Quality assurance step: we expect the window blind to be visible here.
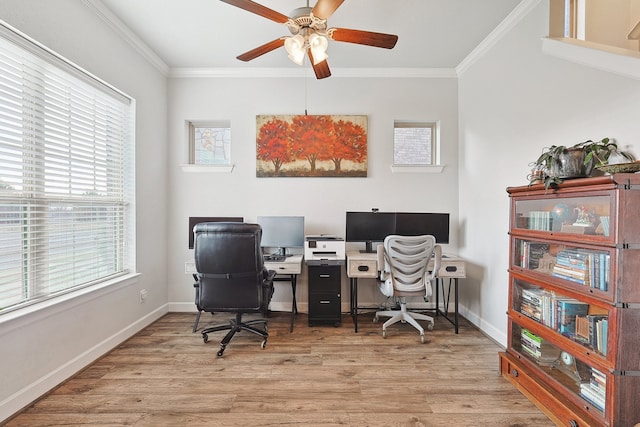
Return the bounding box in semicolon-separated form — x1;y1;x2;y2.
0;22;135;312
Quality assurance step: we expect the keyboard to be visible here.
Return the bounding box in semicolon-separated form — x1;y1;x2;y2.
264;255;286;262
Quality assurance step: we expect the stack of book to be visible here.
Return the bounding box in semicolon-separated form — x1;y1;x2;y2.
520;288;589;335
520;288;552;326
552;248;610;291
580;368;606;412
520;328;559;365
552;249;589;285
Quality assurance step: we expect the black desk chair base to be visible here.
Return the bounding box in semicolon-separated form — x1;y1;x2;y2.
201;312;268;357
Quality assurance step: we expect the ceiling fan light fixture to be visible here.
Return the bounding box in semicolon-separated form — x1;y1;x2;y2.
308;33;328;65
284;34;306;65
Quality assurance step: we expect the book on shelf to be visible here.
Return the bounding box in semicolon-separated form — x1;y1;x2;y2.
580;367;607;412
528;211;551;231
520;241;551;270
556;299;589;336
576;314;609;355
520;328;560;365
550;248;610;291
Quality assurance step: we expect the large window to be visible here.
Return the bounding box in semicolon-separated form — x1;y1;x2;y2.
0;23;135;313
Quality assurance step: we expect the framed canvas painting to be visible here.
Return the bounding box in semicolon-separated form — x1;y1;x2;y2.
256;115;367;177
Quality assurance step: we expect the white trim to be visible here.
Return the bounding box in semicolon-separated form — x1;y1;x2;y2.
169;301;295;313
542;37;640;81
169;67;457;79
0;274;140;333
180;164;235;173
83;0;170;76
457;0;542;76
0;302;168;424
391;165;445;174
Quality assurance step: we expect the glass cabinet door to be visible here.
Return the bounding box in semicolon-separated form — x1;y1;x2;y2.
512;194;611;238
510;321;608;417
510;278;610;358
512;238;613;293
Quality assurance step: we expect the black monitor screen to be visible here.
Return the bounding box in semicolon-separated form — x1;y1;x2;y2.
345;212;396;253
395;212;450;244
188;216;243;249
257;216;305;256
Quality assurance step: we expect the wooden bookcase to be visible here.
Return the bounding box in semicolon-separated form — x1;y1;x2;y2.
500;174;640;426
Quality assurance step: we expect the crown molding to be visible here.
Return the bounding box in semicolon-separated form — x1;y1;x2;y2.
168;67;457;79
456;0;541;76
83;0;170;76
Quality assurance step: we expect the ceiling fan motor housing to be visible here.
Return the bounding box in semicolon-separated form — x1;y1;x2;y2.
287;7;327;35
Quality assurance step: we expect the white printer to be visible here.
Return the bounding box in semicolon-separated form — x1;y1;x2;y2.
304;235;345;263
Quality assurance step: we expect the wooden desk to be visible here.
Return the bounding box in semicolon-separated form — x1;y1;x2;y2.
346;251;466;333
264;254;303;332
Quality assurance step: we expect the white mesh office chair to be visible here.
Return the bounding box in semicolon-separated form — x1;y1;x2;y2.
374;234;442;343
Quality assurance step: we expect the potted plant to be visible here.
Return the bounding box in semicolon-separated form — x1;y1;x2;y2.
531;138;635;189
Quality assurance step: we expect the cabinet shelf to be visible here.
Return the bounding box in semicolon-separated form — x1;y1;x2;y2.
501;174;640;426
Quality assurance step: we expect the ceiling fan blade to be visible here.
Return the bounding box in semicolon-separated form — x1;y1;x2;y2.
329;28;398;49
220;0;289;24
237;38;285;61
308;50;331;79
312;0;345;20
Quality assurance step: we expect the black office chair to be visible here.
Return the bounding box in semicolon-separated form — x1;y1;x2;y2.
192;222;275;357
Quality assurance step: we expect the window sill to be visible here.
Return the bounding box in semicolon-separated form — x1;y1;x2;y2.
391;165;444;174
0;273;141;333
542;37;640;81
180;164;234;173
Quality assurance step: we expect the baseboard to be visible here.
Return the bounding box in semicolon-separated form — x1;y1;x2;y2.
0;304;169;424
169;301;308;314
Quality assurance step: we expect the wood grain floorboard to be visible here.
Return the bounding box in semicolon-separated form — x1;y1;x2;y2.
4;311;554;426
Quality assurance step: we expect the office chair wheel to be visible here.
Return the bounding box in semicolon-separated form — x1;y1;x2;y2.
382;329;387;338
427;322;434;331
202;333;209;343
217;349;224;357
261;339;267;349
420;334;426;343
373;316;379;323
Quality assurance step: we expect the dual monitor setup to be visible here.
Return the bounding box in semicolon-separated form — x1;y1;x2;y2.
189;211;450;256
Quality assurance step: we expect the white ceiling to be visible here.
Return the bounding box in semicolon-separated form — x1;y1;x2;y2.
97;0;522;71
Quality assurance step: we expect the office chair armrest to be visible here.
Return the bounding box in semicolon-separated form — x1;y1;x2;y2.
376;244;387;279
263;269;277;284
429;245;443;280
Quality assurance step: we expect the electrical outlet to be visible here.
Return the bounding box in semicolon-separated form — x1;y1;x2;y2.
185;261;196;274
139;289;148;303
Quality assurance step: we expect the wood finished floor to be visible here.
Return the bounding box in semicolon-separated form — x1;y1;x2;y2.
5;311;553;427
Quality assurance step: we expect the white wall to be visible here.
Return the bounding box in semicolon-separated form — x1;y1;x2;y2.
458;0;640;345
166;76;461;313
0;0;169;421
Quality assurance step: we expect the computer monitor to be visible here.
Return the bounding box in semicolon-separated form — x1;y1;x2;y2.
395;212;450;244
257;216;305;257
345;211;396;253
188;216;243;249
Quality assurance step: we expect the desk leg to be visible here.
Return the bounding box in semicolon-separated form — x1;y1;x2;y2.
350;277;359;333
454;278;459;334
290;274;297;333
435;277;459;334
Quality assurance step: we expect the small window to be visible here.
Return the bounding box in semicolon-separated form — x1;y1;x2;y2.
188;121;231;165
393;121;437;166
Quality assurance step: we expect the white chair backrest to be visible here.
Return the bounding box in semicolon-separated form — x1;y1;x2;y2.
381;235;437;293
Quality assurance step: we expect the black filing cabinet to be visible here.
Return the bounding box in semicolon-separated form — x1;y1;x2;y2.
307;264;341;327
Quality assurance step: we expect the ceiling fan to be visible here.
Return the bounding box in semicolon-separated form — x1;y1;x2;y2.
220;0;399;79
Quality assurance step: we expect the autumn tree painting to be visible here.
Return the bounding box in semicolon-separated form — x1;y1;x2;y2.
256;115;367;177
